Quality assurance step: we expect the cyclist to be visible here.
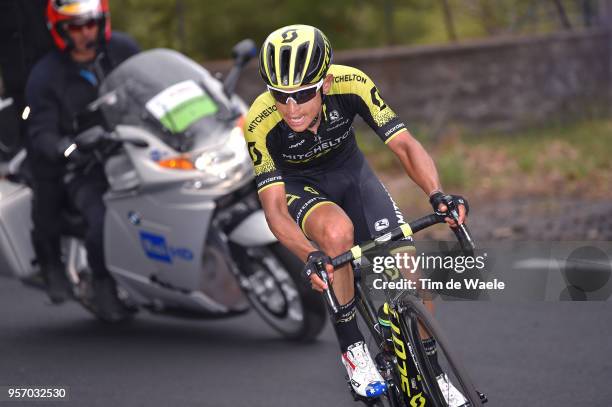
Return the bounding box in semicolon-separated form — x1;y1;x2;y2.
245;25;468;404
25;0;139;317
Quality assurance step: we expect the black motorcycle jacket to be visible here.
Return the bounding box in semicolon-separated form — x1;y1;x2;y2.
25;31;139;178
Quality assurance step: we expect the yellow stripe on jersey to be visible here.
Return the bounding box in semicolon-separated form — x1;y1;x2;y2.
301;201;335;238
258;182;285;194
384;129;406;144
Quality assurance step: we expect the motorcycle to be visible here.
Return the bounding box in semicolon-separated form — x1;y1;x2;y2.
0;41;326;341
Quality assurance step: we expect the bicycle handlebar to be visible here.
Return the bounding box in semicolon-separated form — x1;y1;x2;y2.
328;213;444;270
315;205;475;317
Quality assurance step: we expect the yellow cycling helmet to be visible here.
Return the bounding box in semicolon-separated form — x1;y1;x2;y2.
259;24;332;89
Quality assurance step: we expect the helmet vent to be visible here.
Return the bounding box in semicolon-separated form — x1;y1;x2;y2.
305;45;322;82
266;43;277;85
280;46;292;86
293;42;309;85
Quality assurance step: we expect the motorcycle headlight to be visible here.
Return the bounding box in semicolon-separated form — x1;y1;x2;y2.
194;125;249;173
156;115;253;187
164;118;253;189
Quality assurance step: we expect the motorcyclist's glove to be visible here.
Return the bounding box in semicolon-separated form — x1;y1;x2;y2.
302;250;332;286
429;191;470;216
57;136;89;170
57;136;77;160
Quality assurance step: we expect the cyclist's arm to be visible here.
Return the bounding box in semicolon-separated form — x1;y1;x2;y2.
258;184;316;263
335;66;466;224
387;131;466;225
242;96;316;262
386;130;441;196
337;67;447;199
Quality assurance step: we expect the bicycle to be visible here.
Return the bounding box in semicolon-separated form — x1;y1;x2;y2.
315;201;488;406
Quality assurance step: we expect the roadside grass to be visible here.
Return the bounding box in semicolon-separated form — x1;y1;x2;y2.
357;118;612;202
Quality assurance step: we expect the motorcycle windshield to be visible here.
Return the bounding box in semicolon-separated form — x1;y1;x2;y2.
97;48;234;151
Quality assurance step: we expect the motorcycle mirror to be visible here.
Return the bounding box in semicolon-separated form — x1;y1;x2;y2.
232;39;257;67
223;39;257;98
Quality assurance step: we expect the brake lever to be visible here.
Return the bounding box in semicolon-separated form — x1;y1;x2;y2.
445;199;460;221
445;200;476;251
316;260;340;316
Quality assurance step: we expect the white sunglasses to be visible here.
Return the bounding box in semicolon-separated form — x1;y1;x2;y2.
267;79;324;104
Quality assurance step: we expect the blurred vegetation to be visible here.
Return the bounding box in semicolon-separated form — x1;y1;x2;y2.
108;0;607;196
358;117;612;199
109;0;601;61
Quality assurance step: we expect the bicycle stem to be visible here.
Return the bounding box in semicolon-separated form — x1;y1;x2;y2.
314;211;456;318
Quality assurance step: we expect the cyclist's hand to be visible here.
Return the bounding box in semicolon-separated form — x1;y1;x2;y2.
302;250;334;292
429;192;469;228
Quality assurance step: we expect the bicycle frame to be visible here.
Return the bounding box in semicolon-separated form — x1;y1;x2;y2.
314;205;477;406
353;263;433;405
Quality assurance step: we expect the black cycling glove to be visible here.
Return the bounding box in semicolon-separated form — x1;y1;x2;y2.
429;192;470;216
302;250;332;286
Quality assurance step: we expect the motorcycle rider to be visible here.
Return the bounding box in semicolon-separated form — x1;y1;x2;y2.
245;25;469;404
25;0;139;318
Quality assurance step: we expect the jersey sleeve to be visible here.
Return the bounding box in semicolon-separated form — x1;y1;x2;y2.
333;66;407;144
243;94;285;192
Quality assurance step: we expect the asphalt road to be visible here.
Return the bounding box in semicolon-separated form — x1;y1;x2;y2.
1;276;611;407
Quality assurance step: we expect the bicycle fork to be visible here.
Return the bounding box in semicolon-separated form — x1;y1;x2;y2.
382;303;432;406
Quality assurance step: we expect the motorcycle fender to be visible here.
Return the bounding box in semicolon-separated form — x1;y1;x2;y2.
228;210;277;247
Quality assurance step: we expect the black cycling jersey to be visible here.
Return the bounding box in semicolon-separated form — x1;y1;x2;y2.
244;65;412;240
244;65;408;193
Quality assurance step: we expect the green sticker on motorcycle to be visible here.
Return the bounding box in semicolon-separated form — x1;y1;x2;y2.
158;95;217;133
146;80;218;133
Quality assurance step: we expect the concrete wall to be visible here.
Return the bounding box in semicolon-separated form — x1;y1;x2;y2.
206;29;611;134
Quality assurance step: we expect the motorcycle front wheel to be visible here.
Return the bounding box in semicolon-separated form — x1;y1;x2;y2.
239;243;326;341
